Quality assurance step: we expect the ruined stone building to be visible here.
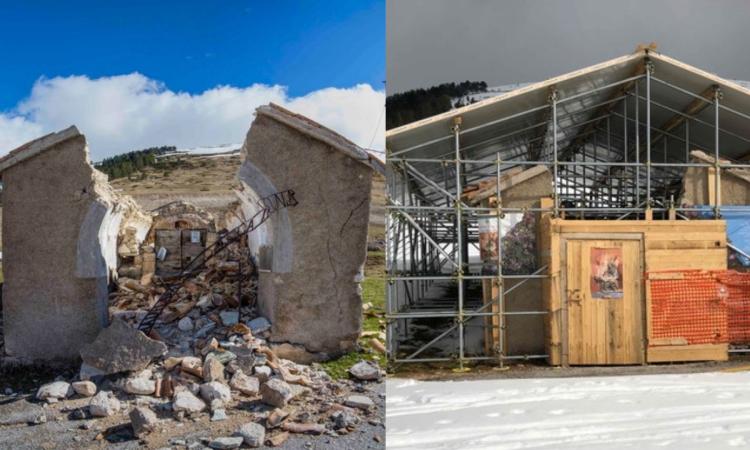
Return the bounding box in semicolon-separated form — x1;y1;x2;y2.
0;127;150;361
0;104;380;364
233;104;380;360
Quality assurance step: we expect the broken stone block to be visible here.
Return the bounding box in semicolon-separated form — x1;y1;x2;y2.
348;360;381;381
80;319;167;375
211;408;227;422
89;391;121;417
172;390;206;413
260;379;294;408
237;422;265;448
200;382;231;403
208;436;244;449
0;399;48;426
125;377;156;395
331;409;360;429
180;356;204;377
247;317;271;334
220;311;239;326
254;366;272;383
129;406;158;436
207;350;237;365
344;395;374;411
36;381;74;403
267;431;289;447
266;408;289;428
280;422;326;434
72;381;97;397
229;371;259;396
203;357;225;383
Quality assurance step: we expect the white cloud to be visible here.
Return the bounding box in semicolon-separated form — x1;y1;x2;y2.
0;73;385;161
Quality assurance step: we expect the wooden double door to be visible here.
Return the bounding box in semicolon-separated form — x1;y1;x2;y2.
563;235;645;365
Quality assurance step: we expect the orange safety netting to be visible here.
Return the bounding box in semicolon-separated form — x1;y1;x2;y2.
715;271;750;344
647;270;728;345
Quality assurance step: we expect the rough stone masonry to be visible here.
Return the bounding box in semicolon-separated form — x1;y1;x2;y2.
236;104;380;360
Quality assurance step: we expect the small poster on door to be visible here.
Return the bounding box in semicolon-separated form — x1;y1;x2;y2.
590;247;623;299
190;230;201;243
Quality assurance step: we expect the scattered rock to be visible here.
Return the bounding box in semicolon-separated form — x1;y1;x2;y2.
172;390;206;413
89;391;121;417
237;421;265;447
0;400;48;426
181;356;204;377
125;377;156;395
79;319;167;375
177;317;194;332
266;408;289;428
211;409;227;422
72;381;97;397
200;382;231;403
260;379;294;408
281;421;326;434
208;436;244;449
36;381;73;403
349;360;381;381
129;406;158;436
203;357;225;383
254;366;272;383
332;409;359;429
220;310;239;326
266;431;289;447
207;350;237;365
247;317;271;334
229;371;259;395
344;395;374;410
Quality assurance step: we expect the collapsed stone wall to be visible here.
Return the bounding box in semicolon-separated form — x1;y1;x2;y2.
2;127;150;362
237;105;373;359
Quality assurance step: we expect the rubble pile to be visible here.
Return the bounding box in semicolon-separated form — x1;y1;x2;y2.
27;238;383;447
109;235;257;325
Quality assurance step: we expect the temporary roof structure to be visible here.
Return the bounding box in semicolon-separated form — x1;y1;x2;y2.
386;48;750;207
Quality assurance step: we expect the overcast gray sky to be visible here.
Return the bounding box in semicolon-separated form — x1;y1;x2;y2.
387;0;750;94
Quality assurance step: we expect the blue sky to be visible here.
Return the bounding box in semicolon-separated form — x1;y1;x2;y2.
0;1;386;157
0;0;384;109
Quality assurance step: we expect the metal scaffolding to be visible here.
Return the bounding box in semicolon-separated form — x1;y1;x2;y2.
386;52;750;368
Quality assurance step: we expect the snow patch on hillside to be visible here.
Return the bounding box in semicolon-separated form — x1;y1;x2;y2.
387;372;750;449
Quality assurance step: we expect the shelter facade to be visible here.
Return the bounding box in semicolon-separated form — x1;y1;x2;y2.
386;47;750;368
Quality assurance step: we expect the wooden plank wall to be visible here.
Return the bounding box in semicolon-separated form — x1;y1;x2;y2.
541;216;727;365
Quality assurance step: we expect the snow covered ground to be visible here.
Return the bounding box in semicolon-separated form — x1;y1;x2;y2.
387;371;750;449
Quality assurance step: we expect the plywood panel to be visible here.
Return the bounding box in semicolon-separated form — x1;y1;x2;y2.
646;249;727;271
647;344;728;362
566;239;643;365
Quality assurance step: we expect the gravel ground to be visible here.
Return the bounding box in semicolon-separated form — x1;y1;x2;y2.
0;381;384;449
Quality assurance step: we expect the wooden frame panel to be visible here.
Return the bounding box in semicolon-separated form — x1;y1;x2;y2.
541;217;728;365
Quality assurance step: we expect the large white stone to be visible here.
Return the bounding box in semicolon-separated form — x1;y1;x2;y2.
89;391;121;417
172;390;206;413
125;377;156;395
36;381;73;403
